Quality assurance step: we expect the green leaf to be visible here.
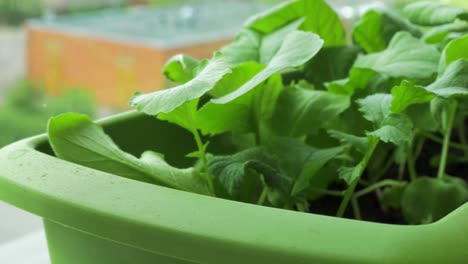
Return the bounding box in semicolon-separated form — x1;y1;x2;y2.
404;1;468;26
272;87;350;137
221;29;261;66
291;146;344;196
265;137;343;196
430;97;451;132
389;60;468;117
162;54;200;84
207;147;290;198
352;9;421;53
439;34;468;73
198;63;282;136
369;114;413;145
158;99;198;132
402;176;468;224
244;0;345;47
130;54;232;115
426;59;468;97
185;141;209;159
380;184;407;209
358;94;393;124
208;62;264;99
390;80;435;113
139;151;210;194
48;113;212;195
423;22;468;44
259;17;305;65
358;94;413;145
353;32;440;80
213;31;324;104
303;46;361;89
325;68;377;95
337;136;378;186
338;166;358;185
221;18;306;66
328;130;369;154
406;103;440;132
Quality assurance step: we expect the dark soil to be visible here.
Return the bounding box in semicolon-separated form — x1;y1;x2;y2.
308;129;468;225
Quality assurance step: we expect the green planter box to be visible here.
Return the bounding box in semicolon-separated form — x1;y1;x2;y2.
0;111;467;264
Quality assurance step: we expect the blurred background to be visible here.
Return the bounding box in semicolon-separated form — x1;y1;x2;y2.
0;0;467;263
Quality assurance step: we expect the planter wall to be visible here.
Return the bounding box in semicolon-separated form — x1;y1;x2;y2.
0;111;467;264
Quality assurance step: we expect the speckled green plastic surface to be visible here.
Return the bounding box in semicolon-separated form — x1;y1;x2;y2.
0;111;467;264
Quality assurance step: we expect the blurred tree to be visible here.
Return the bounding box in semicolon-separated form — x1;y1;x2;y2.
0;0;42;26
0;79;96;147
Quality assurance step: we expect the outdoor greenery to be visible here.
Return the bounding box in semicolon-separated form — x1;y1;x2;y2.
0;80;95;147
0;0;42;25
48;0;468;224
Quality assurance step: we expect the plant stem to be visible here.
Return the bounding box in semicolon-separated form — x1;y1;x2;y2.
413;136;426;161
296;203;307;212
370;154;394;183
419;131;468;151
354;179;406;198
407;142;417;181
437;101;457;180
351;198;362;220
458;115;468;158
257;186;268;205
397;160;406;181
336;138;378;218
309;187;345;197
185;104;215;193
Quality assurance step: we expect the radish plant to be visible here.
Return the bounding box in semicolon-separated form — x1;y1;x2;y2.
47;0;468;224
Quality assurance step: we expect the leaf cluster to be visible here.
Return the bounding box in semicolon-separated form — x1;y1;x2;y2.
48;0;468;224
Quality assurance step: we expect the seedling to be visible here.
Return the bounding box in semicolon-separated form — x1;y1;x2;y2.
48;0;468;224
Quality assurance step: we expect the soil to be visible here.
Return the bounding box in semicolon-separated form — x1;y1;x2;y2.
308;129;468;225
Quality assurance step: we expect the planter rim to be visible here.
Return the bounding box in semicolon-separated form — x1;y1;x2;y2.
0;111;467;264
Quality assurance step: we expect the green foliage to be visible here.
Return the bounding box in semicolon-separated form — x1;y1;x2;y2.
129;54;231;115
198;63;282;137
404;1;468;26
0;80;95;148
0;0;41;25
380;184;407;209
162;54;200;84
358;94;413;145
48;113;212;195
48;0;468;225
213;31;324;104
401;176;468;224
207;147;289;201
352;9;421;54
353;32;440;81
244;0;345;47
391;80;435;113
272;87;350;137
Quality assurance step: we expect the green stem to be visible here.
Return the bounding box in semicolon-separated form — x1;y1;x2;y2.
458;116;468;158
407;142;417;181
185;104;214;193
414;136;426;161
309;188;345;197
296;203;307;212
397;159;406;181
438;101;457;180
420;131;468;151
336;138;379;218
351;198;362;220
370;154;394;183
354;179;406;198
257;186;268;205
